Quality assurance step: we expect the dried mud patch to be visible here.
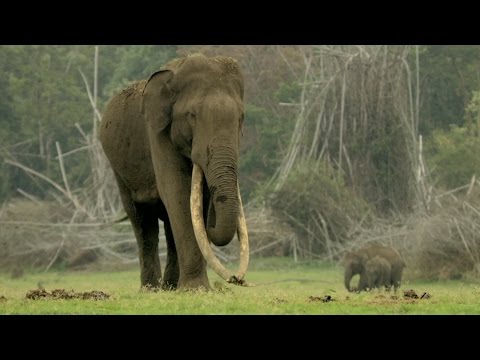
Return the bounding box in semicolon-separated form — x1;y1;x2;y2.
365;290;432;305
26;288;110;300
307;295;334;303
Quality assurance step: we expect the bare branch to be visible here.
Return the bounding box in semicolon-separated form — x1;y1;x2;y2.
56;141;72;199
79;69;102;123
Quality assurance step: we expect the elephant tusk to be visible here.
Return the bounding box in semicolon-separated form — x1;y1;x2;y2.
235;182;249;282
190;163;250;285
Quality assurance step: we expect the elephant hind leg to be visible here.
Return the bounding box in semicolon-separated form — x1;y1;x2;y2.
161;218;179;290
391;268;404;291
115;174;161;289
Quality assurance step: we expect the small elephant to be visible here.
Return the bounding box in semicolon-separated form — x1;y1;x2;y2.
343;245;405;292
100;54;249;291
365;255;392;290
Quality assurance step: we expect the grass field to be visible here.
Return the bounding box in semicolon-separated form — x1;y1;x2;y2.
1;258;480;315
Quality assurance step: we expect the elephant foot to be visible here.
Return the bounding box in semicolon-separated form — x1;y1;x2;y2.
140;274;161;291
161;279;178;291
140;283;161;292
162;263;179;290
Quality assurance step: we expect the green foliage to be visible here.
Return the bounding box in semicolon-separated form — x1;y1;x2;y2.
239;104;295;200
268;160;372;255
0;45;178;202
466;90;480;136
273;81;301;103
425;125;480;189
102;45;177;98
419;45;480;136
0;45;94;200
3;43;480;222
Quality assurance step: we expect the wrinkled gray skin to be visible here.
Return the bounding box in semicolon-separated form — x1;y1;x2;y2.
343;245;405;292
365;256;392;290
100;54;244;290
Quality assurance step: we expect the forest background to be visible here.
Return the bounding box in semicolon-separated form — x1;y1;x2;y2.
2;45;480;281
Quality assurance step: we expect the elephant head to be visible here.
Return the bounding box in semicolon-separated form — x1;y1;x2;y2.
343;250;369;291
141;54;248;283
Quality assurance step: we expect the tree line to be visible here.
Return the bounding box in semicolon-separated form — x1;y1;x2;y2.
1;45;480;214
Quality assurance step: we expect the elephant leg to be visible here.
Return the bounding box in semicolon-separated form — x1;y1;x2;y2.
149;135;210;290
391;267;404;291
167;203;210;290
115;174;161;289
161;182;210;290
358;273;369;291
382;275;391;291
161;218;179;290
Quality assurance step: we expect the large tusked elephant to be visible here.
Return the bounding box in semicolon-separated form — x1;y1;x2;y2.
343;245;405;292
100;54;249;290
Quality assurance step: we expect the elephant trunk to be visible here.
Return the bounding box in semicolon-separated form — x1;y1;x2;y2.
204;144;239;247
190;163;249;284
344;268;353;292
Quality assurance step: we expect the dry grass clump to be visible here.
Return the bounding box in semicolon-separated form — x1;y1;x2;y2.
0;199;73;270
0;199;139;273
405;185;480;280
211;202;298;262
243;203;298;258
340;182;480;281
268;161;373;261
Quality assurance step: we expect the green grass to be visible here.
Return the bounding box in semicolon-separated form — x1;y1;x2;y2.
1;257;480;314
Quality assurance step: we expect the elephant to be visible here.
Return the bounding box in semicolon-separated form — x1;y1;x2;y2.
100;53;249;291
365;255;392;290
343;245;405;292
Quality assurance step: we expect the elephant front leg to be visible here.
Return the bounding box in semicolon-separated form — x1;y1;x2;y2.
161;219;180;290
169;209;210;290
391;268;404;292
161;180;210;291
150;134;210;291
358;272;369;292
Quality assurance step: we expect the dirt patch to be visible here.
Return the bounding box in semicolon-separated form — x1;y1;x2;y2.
403;289;419;299
366;294;417;305
308;295;334;303
79;291;110;300
365;290;432;305
26;288;110;300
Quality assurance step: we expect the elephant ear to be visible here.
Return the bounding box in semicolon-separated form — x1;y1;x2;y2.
141;69;174;133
